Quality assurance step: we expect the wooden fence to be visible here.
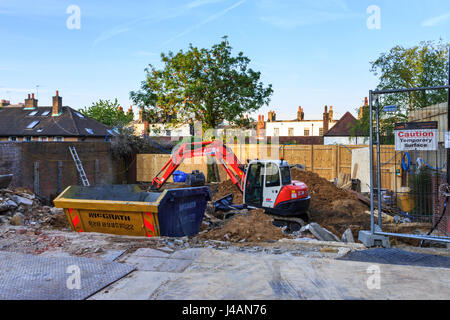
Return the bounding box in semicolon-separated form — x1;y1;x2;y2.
137;144;402;191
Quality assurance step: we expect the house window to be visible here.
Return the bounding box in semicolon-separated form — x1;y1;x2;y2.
24;136;32;142
165;130;171;136
319;128;324;136
288;128;294;136
304;129;310;136
39;137;48;142
28;111;38;116
54;136;64;142
274;128;279;136
41;110;50;116
9;136;18;142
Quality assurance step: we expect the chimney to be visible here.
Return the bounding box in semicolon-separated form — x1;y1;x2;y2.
297;106;304;121
329;106;333;121
359;97;369;119
52;90;62;116
323;105;329;134
257;114;265;138
268;110;274;122
143;120;149;135
24;93;38;110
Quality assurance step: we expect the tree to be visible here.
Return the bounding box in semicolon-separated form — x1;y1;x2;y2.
130;36;273;130
80;98;134;127
352;40;449;141
371;40;449;111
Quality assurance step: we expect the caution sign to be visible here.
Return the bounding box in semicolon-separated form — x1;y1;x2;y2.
395;122;438;151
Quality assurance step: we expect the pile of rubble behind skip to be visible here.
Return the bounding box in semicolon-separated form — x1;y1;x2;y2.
0;188;69;229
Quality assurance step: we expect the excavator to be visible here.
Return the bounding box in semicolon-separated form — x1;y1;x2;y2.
151;140;311;229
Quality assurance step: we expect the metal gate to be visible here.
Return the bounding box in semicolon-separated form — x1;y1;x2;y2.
368;55;450;245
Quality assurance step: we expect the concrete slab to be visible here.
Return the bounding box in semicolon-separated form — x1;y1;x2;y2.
89;247;450;300
89;271;177;300
133;248;171;258
157;258;194;273
122;255;168;271
170;248;204;260
149;249;450;300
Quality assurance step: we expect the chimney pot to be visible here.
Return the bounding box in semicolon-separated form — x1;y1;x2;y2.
28;94;31;99
32;93;35;99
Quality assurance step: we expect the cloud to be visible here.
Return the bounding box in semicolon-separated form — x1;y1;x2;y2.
421;12;450;27
93;26;132;46
257;0;361;29
160;0;246;48
93;0;227;46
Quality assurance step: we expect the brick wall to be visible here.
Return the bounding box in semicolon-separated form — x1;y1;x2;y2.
0;142;22;187
0;142;128;203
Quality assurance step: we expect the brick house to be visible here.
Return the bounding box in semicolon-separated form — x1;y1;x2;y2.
0;91;116;142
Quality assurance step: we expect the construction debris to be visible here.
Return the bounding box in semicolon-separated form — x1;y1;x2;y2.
301;223;341;242
0;188;69;229
341;228;355;243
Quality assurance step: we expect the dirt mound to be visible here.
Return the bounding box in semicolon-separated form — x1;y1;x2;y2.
212;179;243;204
200;209;288;242
291;168;370;238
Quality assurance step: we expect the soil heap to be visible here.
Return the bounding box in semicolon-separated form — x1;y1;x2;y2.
291;168;370;238
200;209;288;242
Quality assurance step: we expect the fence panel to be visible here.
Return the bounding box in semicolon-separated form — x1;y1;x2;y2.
374;102;449;240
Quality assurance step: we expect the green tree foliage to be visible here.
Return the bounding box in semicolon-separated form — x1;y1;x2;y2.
130;36;273;130
80;98;134;127
352;40;449;141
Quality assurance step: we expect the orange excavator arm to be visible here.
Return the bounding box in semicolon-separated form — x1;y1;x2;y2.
151;140;246;192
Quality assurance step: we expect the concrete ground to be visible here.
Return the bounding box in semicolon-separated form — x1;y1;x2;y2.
90;245;450;300
1;225;449;300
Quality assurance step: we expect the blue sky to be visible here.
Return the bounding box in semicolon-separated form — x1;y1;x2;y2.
1;0;449;121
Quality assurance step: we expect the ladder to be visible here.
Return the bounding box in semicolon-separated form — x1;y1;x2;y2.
69;146;90;187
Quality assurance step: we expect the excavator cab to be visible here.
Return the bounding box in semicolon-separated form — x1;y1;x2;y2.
243;160;310;218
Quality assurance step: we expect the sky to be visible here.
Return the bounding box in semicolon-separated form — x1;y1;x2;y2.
0;0;449;122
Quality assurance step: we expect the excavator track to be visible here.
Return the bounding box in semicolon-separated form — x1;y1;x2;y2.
266;211;310;233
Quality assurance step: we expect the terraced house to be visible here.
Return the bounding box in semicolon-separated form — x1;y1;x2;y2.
0;91;116;142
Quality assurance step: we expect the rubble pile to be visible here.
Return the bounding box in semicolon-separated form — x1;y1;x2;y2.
0;188;69;229
200;209;289;243
291;168;371;239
